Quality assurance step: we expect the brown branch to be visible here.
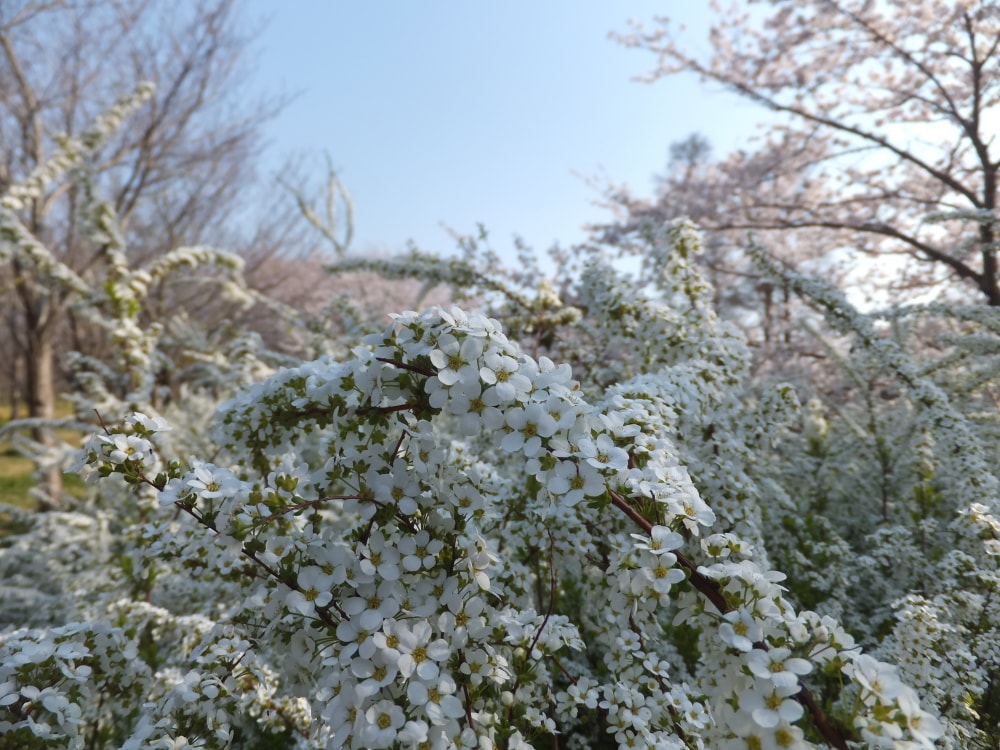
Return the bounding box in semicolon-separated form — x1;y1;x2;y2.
527;529;559;658
456;648;477;732
606;488;850;749
376;356;436;378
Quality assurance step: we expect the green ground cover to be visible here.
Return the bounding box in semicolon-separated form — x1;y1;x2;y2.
0;403;85;512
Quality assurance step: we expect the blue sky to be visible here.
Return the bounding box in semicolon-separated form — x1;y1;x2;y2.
245;3;766;258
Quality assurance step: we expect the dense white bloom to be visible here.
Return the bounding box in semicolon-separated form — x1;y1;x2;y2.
738;678;804;728
406;673;465;723
745;647;812;689
719;608;764;652
27;216;964;748
362;700;406;747
393;621;451;681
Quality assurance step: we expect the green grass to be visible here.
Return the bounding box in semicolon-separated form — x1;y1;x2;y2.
0;401;86;512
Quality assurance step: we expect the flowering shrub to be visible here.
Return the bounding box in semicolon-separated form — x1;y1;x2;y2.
1;86;996;750
13;207;983;749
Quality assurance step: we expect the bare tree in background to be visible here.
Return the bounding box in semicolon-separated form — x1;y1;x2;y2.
0;0;282;503
613;0;1000;306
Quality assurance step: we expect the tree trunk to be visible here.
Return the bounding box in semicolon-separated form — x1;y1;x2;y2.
24;328;63;508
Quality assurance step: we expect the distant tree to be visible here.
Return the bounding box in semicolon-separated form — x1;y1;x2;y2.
613;0;1000;305
595;133;835;379
0;0;281;503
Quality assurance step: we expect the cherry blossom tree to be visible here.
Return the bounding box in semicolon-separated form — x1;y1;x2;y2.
613;0;1000;305
594;133;837;379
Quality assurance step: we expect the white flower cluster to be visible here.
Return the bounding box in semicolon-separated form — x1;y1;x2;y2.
30;298;943;749
0;120;963;747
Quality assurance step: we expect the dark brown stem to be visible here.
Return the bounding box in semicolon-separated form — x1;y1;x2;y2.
390;430;407;462
527;529;558;658
456;649;477;730
376;356;436;377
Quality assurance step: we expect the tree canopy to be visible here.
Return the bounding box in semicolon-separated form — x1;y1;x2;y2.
613;0;1000;305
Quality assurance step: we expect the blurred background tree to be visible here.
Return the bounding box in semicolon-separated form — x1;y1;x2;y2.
0;0;291;502
599;0;1000;378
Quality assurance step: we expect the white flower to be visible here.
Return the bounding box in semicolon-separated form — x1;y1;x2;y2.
738;678;804;728
458;647;494;687
633;554;686;597
438;594;488;646
719;608;763;652
546;460;606;506
394;620;451;681
430;333;484;387
351;652;399;699
398;530;444;572
100;433;154;466
343;580;403;631
362;700;406;748
845;653;904;702
745;647;812;689
577;434;629;471
479;349;531;403
125;411;171;433
501;403;558;457
598;410;642;437
336;617;378;661
397;719;430;748
406;673;465;723
186;462;241;500
359;530;402;582
286;566;334;615
630;525;684;556
898;690;944;746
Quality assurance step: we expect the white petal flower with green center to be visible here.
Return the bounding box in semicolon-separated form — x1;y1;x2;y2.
547;460;606;506
578;434;629;471
398;530;444;572
745;647;812;689
99;433;154;466
719;608;764;653
343;579;403;632
479;348;531;403
350;651;398;700
406;673;465;724
631;525;685;556
186;462;241;500
897;690;945;746
738;677;804;728
359;530;402;582
362;700;406;748
430;333;484;387
395;620;451;681
501;403;559;457
397;719;430;747
286;565;334;615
